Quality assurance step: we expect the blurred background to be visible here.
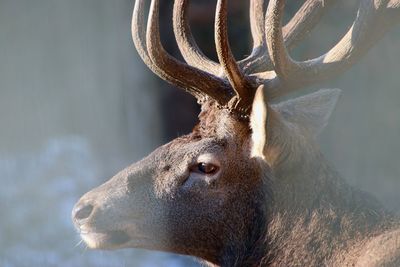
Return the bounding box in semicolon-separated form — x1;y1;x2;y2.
0;0;399;266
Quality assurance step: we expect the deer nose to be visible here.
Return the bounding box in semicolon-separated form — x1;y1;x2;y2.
73;203;94;222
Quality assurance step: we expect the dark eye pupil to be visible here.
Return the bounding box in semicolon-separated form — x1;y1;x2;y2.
198;163;216;174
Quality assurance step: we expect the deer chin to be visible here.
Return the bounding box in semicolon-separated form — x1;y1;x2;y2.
80;230;132;250
78;222;163;251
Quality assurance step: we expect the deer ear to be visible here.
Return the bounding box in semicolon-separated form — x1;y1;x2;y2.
250;85;268;158
272;88;342;137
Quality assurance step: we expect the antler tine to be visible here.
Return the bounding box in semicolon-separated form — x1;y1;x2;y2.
241;0;337;75
265;0;297;81
263;0;400;100
215;0;255;111
133;0;202;95
238;0;268;74
137;0;232;105
173;0;221;77
132;0;163;77
248;0;266;52
283;0;337;53
265;0;336;78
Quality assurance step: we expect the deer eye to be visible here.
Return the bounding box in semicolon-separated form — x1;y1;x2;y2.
196;163;218;175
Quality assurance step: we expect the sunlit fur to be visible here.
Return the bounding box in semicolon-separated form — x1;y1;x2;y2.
73;89;400;266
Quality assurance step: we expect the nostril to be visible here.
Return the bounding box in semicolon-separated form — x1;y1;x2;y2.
73;204;94;221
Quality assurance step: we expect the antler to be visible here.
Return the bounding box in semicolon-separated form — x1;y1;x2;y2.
132;0;232;106
172;0;221;77
240;0;338;74
132;0;400;115
262;0;400;99
215;0;256;111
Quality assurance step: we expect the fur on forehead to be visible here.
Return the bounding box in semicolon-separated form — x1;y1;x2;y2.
191;100;252;141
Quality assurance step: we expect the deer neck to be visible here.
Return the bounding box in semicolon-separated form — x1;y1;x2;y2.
264;109;373;213
261;110;393;265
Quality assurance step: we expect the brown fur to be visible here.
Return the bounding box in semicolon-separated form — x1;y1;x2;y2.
72;92;400;266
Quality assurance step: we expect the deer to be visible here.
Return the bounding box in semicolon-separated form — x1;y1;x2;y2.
72;0;400;266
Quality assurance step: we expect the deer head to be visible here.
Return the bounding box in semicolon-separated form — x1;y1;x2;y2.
72;0;400;266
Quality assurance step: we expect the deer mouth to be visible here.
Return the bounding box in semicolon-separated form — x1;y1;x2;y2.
79;229;131;249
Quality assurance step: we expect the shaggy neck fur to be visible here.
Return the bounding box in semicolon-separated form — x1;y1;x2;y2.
261;109;396;266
